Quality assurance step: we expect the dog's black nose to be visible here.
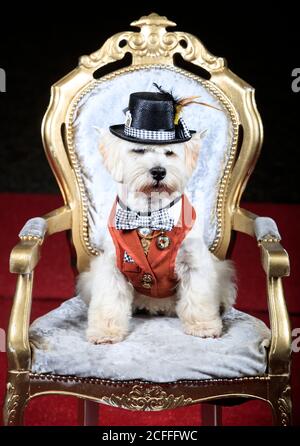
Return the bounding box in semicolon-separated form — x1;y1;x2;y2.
150;166;166;181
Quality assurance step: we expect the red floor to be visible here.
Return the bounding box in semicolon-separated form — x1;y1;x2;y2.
0;193;299;425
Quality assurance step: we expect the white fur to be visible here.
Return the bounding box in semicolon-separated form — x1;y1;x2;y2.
77;131;236;343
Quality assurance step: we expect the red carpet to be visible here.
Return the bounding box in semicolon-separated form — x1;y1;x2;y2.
0;193;299;425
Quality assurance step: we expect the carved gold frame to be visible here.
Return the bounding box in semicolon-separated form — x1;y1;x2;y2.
3;13;291;426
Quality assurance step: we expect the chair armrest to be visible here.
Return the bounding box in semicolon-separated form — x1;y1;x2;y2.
7;205;72;371
259;240;290;278
254;216;281;243
18;217;47;241
10;206;72;274
233;207;290;278
233;207;291;375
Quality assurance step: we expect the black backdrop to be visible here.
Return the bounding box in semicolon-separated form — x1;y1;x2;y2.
0;4;299;202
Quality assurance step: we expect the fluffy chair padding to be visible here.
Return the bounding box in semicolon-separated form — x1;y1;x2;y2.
29;297;271;382
254;217;281;241
19;217;47;239
73;66;234;250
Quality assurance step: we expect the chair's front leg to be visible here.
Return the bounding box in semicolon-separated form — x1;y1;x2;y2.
233;208;291;375
259;241;291;375
269;379;292;426
3;371;30;426
265;275;291;375
4;264;36;425
4;206;72;426
233;208;292;425
6;272;34;371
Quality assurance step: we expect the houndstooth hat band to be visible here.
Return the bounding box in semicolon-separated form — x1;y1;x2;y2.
109;90;194;145
124;123;176;141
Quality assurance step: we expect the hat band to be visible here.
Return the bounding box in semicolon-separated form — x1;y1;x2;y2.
124;125;175;141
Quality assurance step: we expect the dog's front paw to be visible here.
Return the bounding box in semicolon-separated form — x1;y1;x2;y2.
86;327;127;344
183;318;222;338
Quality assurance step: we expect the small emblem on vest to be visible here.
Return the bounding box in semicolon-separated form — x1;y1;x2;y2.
141;273;153;289
156;234;171;250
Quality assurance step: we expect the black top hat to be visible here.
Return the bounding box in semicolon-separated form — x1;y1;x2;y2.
109;91;194;145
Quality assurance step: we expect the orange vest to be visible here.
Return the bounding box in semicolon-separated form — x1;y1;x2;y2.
108;195;196;298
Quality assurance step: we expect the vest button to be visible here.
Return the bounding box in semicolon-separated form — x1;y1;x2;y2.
156;234;171;250
141;273;153;289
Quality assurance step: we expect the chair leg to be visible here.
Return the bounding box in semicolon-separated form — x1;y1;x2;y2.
3;372;29;426
201;403;222;426
78;399;99;426
270;384;292;426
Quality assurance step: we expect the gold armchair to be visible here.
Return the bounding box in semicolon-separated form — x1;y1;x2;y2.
3;13;291;426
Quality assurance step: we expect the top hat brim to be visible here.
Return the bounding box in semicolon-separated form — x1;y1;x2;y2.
109;125;195;145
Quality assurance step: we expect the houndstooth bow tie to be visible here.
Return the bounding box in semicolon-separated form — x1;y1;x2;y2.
115;207;174;231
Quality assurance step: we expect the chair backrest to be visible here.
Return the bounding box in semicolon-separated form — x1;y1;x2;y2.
42;13;263;272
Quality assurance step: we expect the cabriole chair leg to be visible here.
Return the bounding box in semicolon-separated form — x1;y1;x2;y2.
269;384;292;426
3;372;29;426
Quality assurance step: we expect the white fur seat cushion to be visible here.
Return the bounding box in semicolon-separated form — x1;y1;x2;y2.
29;297;271;382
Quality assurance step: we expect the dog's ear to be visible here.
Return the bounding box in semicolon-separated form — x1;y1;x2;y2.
98;131;123;183
184;132;203;175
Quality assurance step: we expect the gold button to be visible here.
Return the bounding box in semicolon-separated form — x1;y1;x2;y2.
156;235;171;250
141;273;153;289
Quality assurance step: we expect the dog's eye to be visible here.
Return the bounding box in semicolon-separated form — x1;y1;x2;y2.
132;148;146;154
165;150;175;156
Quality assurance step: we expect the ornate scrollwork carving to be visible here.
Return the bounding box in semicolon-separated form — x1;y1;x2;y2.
101;384;193;411
79;31;132;69
278;385;292;426
3;372;29;426
80;13;224;71
5;381;20;425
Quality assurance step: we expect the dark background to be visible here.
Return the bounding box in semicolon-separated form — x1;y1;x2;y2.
0;4;299;202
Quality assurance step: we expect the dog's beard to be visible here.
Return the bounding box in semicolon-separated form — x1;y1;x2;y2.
140;183;175;195
126;166;186;197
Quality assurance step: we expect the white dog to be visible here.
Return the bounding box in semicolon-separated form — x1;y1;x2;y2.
77;129;236;344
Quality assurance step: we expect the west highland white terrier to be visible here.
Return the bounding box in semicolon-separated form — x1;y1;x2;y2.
77;89;236;344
